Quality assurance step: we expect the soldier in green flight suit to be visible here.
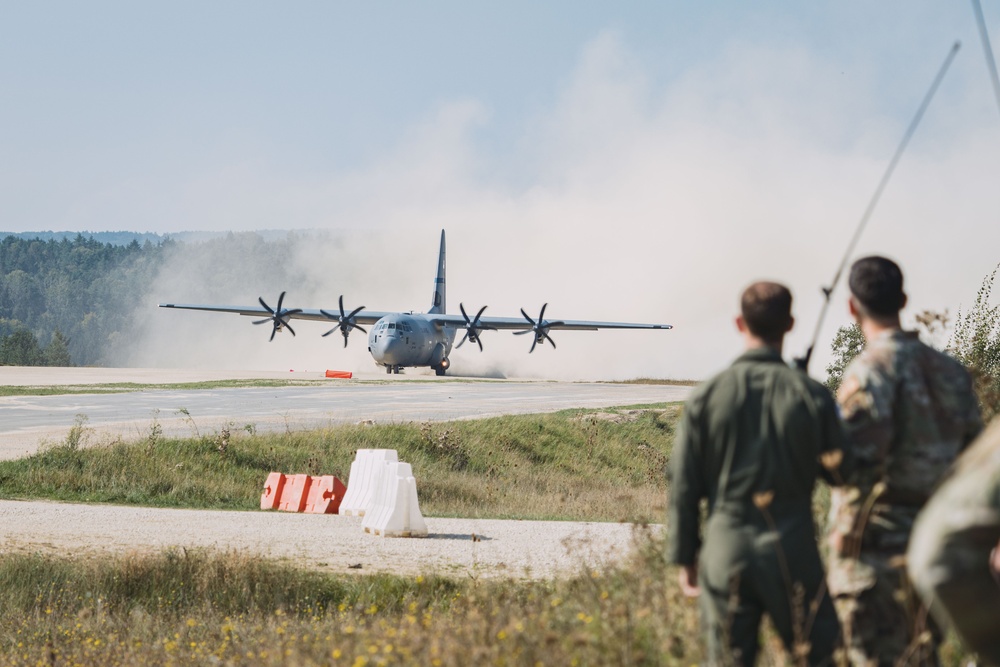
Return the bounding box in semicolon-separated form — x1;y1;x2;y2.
907;418;1000;665
668;281;848;666
826;256;982;666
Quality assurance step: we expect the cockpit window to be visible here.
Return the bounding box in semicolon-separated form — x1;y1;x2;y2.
388;323;396;330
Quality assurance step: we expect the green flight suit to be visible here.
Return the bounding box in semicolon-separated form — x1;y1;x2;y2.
908;418;1000;665
668;347;848;666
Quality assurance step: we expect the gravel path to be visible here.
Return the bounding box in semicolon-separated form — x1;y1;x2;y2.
0;500;659;579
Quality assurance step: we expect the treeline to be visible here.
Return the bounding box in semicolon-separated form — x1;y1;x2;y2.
0;230;320;368
0;234;174;366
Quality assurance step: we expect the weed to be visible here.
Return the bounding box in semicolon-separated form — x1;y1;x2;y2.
216;425;231;457
146;409;162;454
65;413;90;451
176;407;199;438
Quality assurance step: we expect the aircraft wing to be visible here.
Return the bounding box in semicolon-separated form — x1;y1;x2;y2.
158;303;394;325
430;314;672;332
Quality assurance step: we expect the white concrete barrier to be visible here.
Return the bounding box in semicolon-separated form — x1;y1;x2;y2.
339;449;398;516
362;461;428;538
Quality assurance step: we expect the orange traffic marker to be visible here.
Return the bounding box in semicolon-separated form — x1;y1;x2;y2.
304;475;348;514
261;473;348;514
278;474;311;513
325;370;353;379
261;472;287;510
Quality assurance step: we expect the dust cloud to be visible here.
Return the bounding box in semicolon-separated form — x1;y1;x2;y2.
127;33;1000;382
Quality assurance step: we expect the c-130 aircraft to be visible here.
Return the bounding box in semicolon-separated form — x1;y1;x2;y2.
159;230;672;375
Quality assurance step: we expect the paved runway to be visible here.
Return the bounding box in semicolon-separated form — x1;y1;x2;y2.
0;369;691;460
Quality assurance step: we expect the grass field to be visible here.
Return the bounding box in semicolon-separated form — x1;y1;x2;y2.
0;405;677;522
0;403;974;665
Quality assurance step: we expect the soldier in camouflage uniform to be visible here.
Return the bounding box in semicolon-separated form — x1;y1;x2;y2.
827;256;982;666
907;418;1000;665
668;281;848;666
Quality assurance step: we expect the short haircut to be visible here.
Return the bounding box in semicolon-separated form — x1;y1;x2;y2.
741;282;793;343
849;256;905;317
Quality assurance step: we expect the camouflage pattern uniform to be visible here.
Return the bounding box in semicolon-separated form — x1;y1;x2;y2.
908;418;1000;665
828;330;982;666
668;347;849;666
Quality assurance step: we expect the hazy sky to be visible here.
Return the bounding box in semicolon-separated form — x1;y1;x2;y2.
3;2;1000;380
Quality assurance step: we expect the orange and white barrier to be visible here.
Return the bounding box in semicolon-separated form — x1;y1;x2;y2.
260;473;347;514
361;461;427;538
305;475;347;514
339;449;398;517
261;472;286;510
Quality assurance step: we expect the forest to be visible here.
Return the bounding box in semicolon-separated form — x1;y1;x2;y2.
0;231;317;367
0;234;175;366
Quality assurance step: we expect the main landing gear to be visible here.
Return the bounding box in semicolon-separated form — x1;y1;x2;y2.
385;365;404;375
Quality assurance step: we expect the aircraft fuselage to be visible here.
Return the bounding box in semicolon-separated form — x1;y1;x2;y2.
368;313;456;373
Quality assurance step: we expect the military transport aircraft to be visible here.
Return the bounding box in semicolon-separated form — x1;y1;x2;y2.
159;230;673;375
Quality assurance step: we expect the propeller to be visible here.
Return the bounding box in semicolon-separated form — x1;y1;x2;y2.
320;295;368;347
456;303;496;351
253;292;302;341
514;303;564;353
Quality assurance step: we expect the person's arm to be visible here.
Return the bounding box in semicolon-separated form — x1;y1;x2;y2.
816;386;852;486
837;366;895;479
828;363;894;554
666;401;706;569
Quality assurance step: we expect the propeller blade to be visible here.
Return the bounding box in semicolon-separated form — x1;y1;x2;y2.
458;303;490;352
257;293;297;341
285;322;296;337
320;298;364;346
543;331;556;349
520;308;536;326
530;336;538;353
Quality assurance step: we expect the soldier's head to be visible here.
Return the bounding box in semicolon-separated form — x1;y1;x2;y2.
848;255;907;326
737;281;794;349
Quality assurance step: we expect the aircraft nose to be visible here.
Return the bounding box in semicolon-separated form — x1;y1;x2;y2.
379;336;404;364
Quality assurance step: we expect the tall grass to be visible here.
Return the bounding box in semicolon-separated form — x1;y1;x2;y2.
0;531;703;666
0;405;679;522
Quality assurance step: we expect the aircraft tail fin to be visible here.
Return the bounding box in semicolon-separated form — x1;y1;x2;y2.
429;229;446;314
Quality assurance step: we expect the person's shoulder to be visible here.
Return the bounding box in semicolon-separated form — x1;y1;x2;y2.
684;362;749;410
686;367;731;401
914;337;971;377
840;333;899;394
